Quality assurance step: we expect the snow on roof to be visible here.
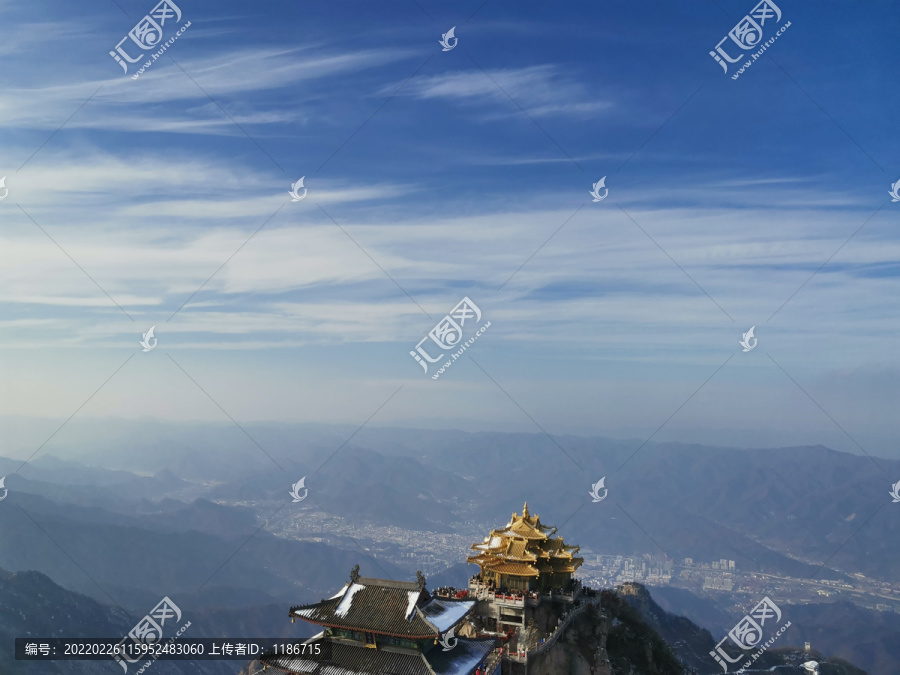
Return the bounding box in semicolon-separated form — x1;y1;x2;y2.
405;590;420;620
329;584;350;600
271;656;324;673
334;582;365;618
489;536;502;548
421;599;474;633
428;638;496;675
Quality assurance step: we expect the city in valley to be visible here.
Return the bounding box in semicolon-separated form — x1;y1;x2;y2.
258;500;900;618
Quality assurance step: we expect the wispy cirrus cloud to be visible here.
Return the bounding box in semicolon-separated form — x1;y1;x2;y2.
6;151;417;214
4;183;899;355
0;45;417;135
398;64;614;119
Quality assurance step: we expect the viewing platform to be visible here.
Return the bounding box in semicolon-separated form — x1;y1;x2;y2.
467;577;582;608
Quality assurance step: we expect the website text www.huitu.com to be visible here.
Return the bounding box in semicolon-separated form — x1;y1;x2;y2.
132;621;192;674
731;21;791;80
734;620;791;673
431;322;491;380
131;22;192;80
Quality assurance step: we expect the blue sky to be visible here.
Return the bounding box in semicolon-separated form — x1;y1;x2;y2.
1;0;899;458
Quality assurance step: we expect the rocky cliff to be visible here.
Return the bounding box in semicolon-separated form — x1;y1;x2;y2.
518;584;869;675
519;589;684;675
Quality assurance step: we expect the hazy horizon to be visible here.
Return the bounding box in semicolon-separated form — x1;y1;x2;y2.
0;413;895;463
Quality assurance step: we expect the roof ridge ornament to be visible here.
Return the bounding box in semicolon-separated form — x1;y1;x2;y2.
350;564;360;583
416;570;426;591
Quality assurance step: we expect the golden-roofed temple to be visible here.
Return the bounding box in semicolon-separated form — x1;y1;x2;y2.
467;502;583;592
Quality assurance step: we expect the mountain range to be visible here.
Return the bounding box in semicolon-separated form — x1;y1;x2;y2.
1;420;898;672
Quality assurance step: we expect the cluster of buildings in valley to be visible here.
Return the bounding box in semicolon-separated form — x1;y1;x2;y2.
577;551;900;615
269;506;497;576
259;502;900;617
579;553;674;586
576;553;738;589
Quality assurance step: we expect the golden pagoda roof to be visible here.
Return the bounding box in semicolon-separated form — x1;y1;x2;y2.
466;503;582;579
504;539;535;561
492;503;557;540
482;561;541;577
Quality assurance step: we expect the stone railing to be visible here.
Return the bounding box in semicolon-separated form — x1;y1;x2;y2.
467;580;556;607
493;594;526;607
525;594;602;662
